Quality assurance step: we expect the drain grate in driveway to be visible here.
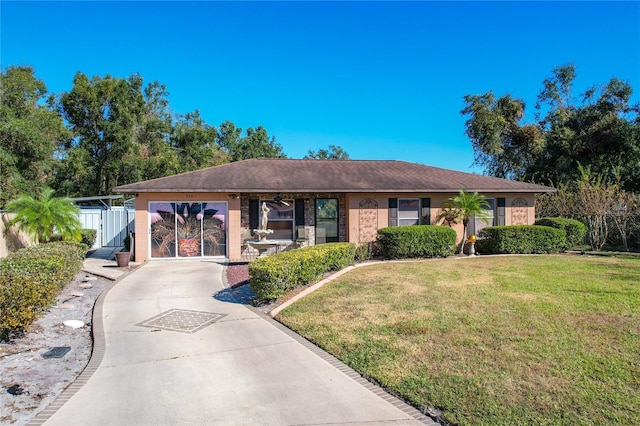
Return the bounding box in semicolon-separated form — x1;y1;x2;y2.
136;309;227;334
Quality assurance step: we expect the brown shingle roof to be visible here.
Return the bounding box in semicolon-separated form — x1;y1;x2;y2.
113;159;555;193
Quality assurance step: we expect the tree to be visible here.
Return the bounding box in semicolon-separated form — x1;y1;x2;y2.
58;72;146;196
462;64;640;191
171;111;228;172
0;66;70;207
304;145;350;160
461;93;543;179
219;124;286;161
215;120;242;155
131;81;179;181
537;166;640;251
4;188;81;243
438;190;492;254
609;190;639;252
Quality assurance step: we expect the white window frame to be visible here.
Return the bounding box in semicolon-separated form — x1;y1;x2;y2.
398;198;420;226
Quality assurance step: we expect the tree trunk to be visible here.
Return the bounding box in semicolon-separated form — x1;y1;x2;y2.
459;220;468;254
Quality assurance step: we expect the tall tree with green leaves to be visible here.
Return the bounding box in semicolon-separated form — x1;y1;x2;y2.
304;145;350;160
462;64;640;191
171;111;228;171
218;124;285;161
131;81;179;181
0;66;70;207
4;188;81;243
461;92;544;179
439;190;492;254
57;72;146;196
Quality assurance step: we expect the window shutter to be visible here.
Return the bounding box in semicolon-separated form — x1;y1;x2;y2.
295;199;305;226
497;198;506;226
421;198;431;225
249;199;259;229
389;198;398;226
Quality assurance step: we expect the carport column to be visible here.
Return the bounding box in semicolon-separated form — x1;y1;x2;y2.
134;194;150;262
228;197;242;260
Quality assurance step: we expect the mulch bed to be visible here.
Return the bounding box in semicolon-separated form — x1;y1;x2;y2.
225;262;250;288
224;261;340;313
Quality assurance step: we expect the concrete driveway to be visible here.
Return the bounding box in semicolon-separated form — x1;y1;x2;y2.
39;260;434;425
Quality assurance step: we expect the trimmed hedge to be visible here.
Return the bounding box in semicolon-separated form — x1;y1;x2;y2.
80;229;97;248
534;217;587;250
249;243;356;301
476;225;565;254
50;228;96;250
0;241;86;339
377;225;456;259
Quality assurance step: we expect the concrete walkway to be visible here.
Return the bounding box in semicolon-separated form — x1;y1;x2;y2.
37;260;435;425
81;247;132;281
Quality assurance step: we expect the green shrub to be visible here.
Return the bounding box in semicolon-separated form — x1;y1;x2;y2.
355;242;375;262
249;243;356;300
49;229;96;250
0;241;86;339
123;233;131;251
476;225;565;254
49;234;65;242
377;225;456;259
534;217;587;250
80;228;97;249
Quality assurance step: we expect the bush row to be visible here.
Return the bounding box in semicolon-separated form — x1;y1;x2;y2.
476;225;566;254
51;228;97;248
534;217;587;250
248;221;579;302
249;243;356;300
0;241;86;340
377;225;457;259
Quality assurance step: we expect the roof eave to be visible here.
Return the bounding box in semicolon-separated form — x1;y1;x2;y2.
114;187;556;194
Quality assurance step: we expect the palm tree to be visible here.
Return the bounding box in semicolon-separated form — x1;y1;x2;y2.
439;190;492;254
5;188;81;243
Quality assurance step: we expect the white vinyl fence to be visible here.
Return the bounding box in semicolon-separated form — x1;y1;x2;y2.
79;207;135;248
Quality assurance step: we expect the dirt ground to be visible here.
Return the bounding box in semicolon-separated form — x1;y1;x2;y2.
0;272;111;425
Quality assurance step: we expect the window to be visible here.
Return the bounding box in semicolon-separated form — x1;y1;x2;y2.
316;198;339;244
261;200;294;240
469;198;495;235
398;198;420;226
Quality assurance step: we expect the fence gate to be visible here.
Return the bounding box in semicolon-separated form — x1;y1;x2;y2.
79;207;134;248
78;209;102;249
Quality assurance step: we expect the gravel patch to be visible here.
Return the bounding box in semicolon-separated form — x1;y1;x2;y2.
0;272;111;425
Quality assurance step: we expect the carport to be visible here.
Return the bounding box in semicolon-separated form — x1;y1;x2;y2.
73;195;135;249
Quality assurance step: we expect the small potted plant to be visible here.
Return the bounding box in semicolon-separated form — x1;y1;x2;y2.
115;234;131;267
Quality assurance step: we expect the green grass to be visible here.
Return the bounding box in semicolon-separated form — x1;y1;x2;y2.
276;255;640;425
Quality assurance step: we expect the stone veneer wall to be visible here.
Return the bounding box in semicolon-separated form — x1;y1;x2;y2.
239;193;346;259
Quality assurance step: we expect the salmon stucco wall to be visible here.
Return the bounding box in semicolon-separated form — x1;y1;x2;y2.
133;192;537;261
133;192;241;262
346;193;538;247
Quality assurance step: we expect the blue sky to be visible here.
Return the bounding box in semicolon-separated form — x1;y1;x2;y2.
2;1;639;173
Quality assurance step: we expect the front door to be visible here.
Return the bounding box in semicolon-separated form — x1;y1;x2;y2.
315;198;338;244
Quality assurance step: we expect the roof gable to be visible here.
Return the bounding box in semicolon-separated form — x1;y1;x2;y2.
113;159;555;193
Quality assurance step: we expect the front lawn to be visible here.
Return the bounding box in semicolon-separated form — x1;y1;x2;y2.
276;255;640;425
